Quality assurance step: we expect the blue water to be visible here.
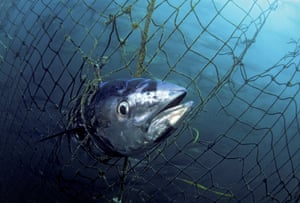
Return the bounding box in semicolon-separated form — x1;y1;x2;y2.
0;0;300;202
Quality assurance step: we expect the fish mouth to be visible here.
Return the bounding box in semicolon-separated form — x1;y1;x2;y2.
146;89;194;142
159;90;187;114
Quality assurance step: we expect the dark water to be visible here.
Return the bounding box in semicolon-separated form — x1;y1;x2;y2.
0;0;300;202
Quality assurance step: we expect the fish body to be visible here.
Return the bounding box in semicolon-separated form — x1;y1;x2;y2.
69;78;193;156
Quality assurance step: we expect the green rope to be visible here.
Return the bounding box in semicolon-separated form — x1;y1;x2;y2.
176;178;234;198
135;0;155;77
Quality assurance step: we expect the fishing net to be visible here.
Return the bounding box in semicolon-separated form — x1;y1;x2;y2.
1;0;299;202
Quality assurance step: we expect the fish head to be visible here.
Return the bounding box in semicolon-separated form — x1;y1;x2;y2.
90;78;193;156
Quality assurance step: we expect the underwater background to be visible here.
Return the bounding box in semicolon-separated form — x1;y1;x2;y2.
0;0;300;202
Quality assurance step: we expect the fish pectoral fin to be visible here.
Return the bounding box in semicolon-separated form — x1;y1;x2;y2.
37;127;85;143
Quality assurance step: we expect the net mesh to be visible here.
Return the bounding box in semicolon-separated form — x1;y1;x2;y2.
1;0;299;202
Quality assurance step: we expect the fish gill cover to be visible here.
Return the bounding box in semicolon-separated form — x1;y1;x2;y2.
0;0;300;202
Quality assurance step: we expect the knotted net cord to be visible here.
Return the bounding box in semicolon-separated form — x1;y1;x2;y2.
1;0;300;202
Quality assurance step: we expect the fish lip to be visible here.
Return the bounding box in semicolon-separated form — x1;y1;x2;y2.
157;90;187;115
145;88;194;141
153;100;194;124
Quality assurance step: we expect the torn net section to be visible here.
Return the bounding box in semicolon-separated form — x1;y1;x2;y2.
1;0;299;202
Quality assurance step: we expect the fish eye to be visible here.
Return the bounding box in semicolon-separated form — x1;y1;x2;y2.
117;101;130;116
